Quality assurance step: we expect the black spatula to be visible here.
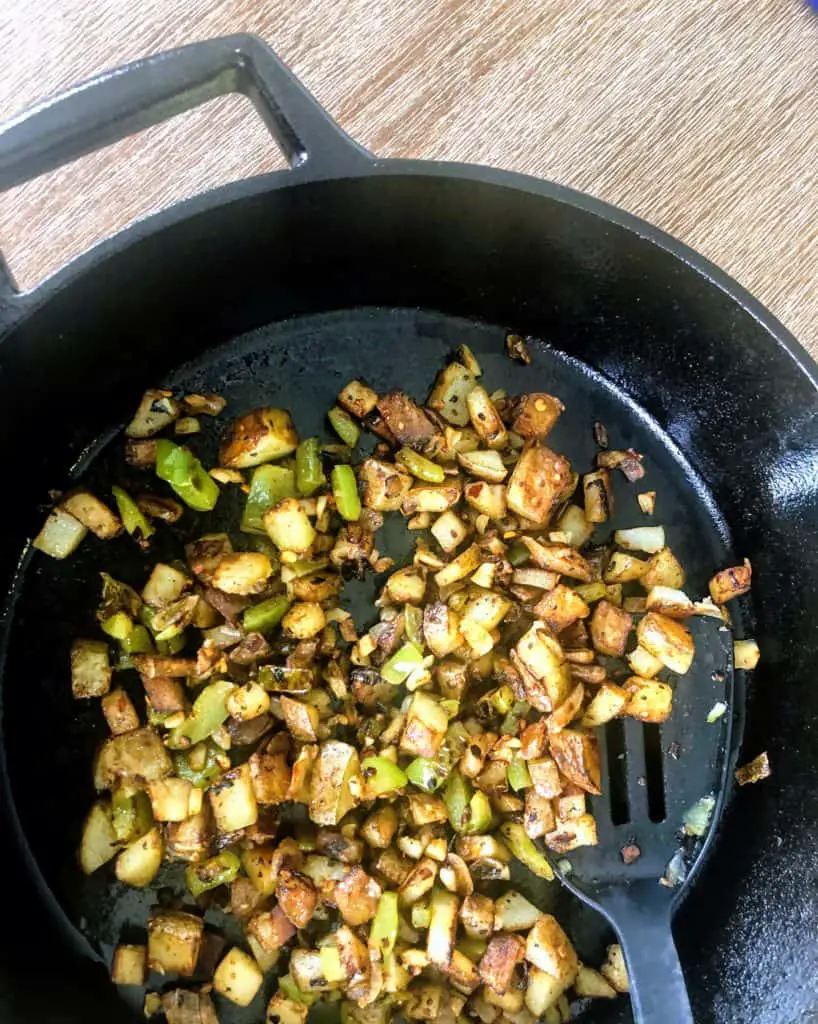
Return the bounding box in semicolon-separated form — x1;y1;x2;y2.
520;617;736;1023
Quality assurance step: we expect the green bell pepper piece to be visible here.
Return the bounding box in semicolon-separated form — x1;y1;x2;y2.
331;464;361;522
506;540;529;567
185;850;241;897
279;973;319;1006
507;754;533;792
242;593;291;635
155;439;219;512
463;790;494;834
380;642;424;686
157;631;186;656
295;437;326;496
111;788;136;843
328;406;361;447
173;743;223;788
395;446;445;484
456;936;488;961
406;756;449;793
169;679;235;747
361;756;408;799
112;485;154;543
101;612;133;641
241;464;296;534
444;770;472;831
403;605;423;647
120;624;154;656
319;945;346;984
369;891;398;959
499;821;555;881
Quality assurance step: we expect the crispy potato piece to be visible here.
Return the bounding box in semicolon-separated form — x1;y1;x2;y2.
534;585;590;634
734;638;761;670
359;458;414;511
63;491;122;539
335;865;382;926
575;964;616;999
526;965;567;1016
601;943;630;993
550;683;585;731
264;499;315;554
525;915;578;986
464;480;507;519
640;546;685;589
548;729;601;795
276;869;318;928
338;379;379;419
71;639;112;699
626;645;664;679
309;741;361;826
111;944;146;986
165;811;212;863
467;386;508;448
493;891;541;932
625;677;673;723
266;994;308;1024
94;726;172;790
581;682;629;728
249;746;291;805
427;888;460;966
443;949;481;995
604;551;648;583
147;910;203;977
423;601;464;658
101;689;139;736
545;813;598;853
513;625;571;710
590;600;633;657
280;695;320;741
377;391;441;453
479;933;525;994
637;612;694;674
709;560;752;605
528;757;562;798
523;789;557;839
520;537;594;582
506;445;574;526
519;719;548;760
248;904;297;952
398;856;439;905
211;552;273;595
645;585;694;618
213;947;263;1007
290;571;342;603
583;470;613;524
427;363;477;426
457;449;508;482
126;389;180;438
431;510;469;553
220;408;298;468
401;692;449;758
361;805;399;849
460;893;495;939
131;654;196;678
508;393;564;440
208;763;258;832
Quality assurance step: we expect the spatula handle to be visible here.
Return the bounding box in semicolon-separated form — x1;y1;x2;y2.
605;887;694;1024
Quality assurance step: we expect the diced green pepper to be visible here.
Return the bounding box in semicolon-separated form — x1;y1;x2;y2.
242;594;291;635
278;973;319;1007
477;685;515;717
296;437;326;497
411;901;431;930
406;757;449;793
500;822;555;881
111;788;136;843
257;665;314;693
319;946;346;984
380;642;424;685
155;439;219;512
169;679;235;747
395;447;445;484
120;624;154;655
101;612;133;641
507;540;529;567
361;756;408;798
112;485;155;543
370;891;399;959
507;754;533;792
444;770;472;831
404;605;423;647
241;464;296;534
173;743;223;788
328;406;361;448
464;791;494;834
157;631;186;656
574;581;608;603
456;937;488;961
185;850;241;897
331;464;361;522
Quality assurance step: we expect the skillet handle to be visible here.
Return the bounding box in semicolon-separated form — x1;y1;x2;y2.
604;885;694;1024
0;33;370;296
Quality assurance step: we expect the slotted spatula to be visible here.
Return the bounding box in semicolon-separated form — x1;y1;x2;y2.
519;617;736;1023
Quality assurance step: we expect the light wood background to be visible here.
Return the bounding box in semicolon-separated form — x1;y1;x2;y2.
0;1;815;354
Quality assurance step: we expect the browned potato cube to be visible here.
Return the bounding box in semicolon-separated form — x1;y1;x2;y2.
545;813;599;853
636;612;694;674
460;892;495;939
377;390;441;453
62;491;122;539
249;746;292;805
548;729;601;795
338;379;378;419
528;757;562;798
219;407;298;468
520;537;594;581
279;695;320;741
590;600;633;657
709;559;752;605
213;946;264;1007
335;865;382;926
111;944;146;986
525;915;578;985
534;584;590;634
359;458;413;511
101;689;140;736
247;904;297;952
508;392;564;440
583;469;614;524
524;790;557;839
147;910;203;977
640;546;686;590
625;677;674;723
276;869;318;928
398;856;439;905
142;674;186;714
478;933;525;994
209;763;258;832
71;639;112;699
506;444;575;526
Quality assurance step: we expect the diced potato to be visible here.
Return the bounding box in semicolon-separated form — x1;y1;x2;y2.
147;910;203;977
734;638;760;670
508;393;564;441
523;790;556;839
405;980;446;1020
528;757;562;798
479;933;525;994
534;585;589;634
220;407;298;468
361;804;399;849
600;943;629;993
71;639;112;699
277;695;318;742
581;682;629;728
116;826;163;887
482;983;524;1013
209;763;258;832
625;677;674;723
79;801;119;874
277;869;318;928
264;498;316;554
407;794;449;826
165;812;212;863
460;893;495;939
709;560;752;605
400;692;449;758
520;537;593;582
639;546;685;589
428;363;477;426
464;480;507;519
282;601;326;640
248;905;297;952
614;526;666;554
290;949;340;992
126;388;180;438
377;390;441;452
525;915;578;986
627;645;664;679
33;507;88;559
422;601;463;658
241;845;279;897
359;458;414;511
431;510;469;554
148;778;195;822
94;727;172;790
427;888;460;966
637;612;695;674
161;989;219;1024
526;966;568;1016
62;491;122;539
604;551;648;584
434;544;481;588
590;600;633;657
266;993;308;1024
513;625;571;710
249;746;292;805
309;741;361;826
555;504;593;548
111;944;146;986
101;688;139;736
142;562;189;608
467;386;507;448
457;449;508;482
443;949;481;995
548;729;601;795
545;813;598;853
506;445;574;526
583;470;613;524
493;891;541;932
211;552;273;596
575;964;616;999
398;857;439;905
338;379;379;418
225;682;270;722
403;483;462;515
385;566;427;604
335;925;369;985
461;591;512;632
645;584;695;619
335;865;382;926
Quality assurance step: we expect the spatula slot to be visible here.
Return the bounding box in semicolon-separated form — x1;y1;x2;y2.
643;723;667;823
605;717;630;825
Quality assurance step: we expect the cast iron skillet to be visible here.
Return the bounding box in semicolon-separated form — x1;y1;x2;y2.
0;34;817;1024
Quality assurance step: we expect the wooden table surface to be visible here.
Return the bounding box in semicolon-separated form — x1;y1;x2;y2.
0;1;815;354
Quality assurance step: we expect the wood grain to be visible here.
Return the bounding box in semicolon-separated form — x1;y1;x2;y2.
0;1;815;354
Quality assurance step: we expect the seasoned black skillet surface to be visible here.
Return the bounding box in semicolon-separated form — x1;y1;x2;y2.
3;308;745;1023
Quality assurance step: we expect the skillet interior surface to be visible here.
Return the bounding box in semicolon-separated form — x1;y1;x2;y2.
0;173;816;1024
4;307;740;1024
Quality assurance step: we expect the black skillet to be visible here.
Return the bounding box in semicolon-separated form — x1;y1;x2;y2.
1;34;817;1024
